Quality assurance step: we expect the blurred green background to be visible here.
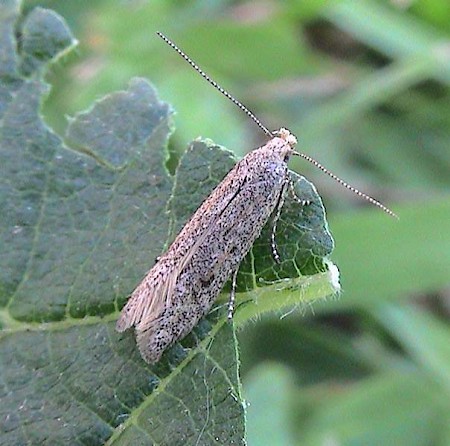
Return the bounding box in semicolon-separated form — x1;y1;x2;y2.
23;0;450;445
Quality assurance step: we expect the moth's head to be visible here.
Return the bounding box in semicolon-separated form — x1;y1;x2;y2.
273;128;298;147
271;128;297;161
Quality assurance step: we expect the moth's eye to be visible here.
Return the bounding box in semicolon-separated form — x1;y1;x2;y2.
284;154;290;162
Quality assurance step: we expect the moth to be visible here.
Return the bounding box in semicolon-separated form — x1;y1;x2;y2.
116;32;396;364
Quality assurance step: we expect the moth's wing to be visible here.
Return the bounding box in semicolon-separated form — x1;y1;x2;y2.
116;163;248;336
116;210;229;334
115;267;173;332
115;222;223;334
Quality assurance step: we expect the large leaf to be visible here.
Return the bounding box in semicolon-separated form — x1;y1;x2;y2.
0;3;338;445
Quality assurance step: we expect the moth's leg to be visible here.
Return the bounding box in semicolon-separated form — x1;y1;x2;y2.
289;176;311;207
227;268;239;320
270;181;289;264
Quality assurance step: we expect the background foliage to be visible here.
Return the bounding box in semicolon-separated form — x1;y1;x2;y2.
6;0;450;444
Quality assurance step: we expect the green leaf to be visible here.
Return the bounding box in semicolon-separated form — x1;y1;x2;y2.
326;0;450;78
0;3;338;444
374;303;450;393
244;363;296;446
293;372;448;446
19;6;77;76
321;199;450;311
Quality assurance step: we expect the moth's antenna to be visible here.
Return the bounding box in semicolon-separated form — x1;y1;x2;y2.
157;32;396;219
293;151;398;219
156;31;273;138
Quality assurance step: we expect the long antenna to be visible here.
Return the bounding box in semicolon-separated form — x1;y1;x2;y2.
294;151;398;218
157;31;397;219
156;31;273;138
